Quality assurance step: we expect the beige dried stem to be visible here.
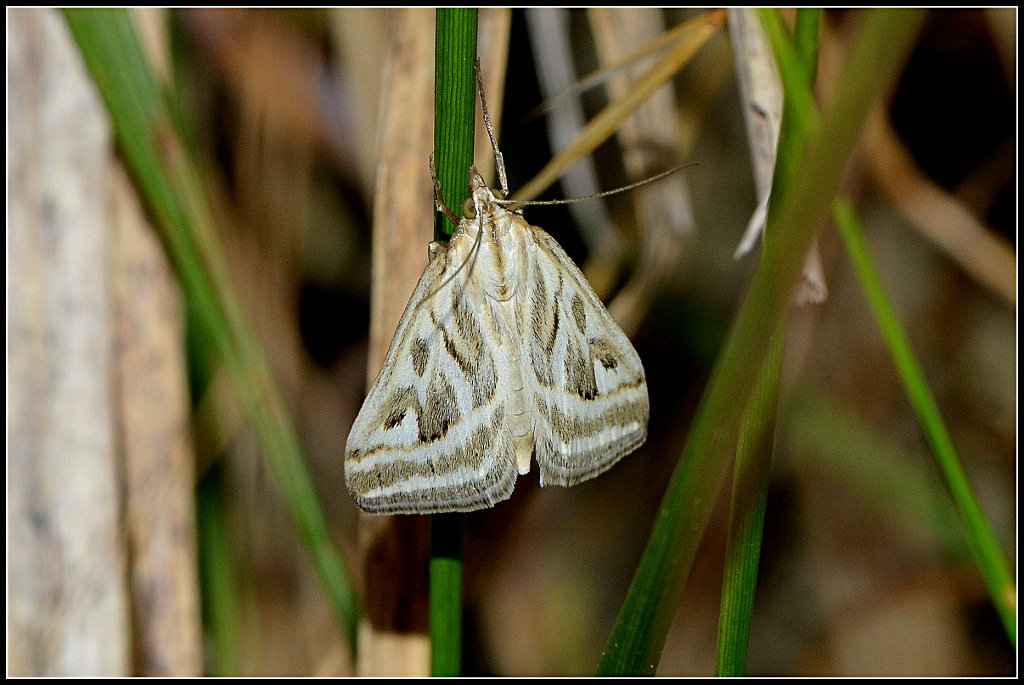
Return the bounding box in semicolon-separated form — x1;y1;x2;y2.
358;8;435;677
863;107;1016;307
589;8;697;339
9;9;130;675
512;10;725;313
112;158;203;675
12;9;203;676
816;16;1015;308
728;7;828;305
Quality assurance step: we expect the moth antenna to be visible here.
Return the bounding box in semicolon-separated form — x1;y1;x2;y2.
475;57;508;198
496;163;692;209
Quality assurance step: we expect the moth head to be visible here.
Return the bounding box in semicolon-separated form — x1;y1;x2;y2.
467;166;500;219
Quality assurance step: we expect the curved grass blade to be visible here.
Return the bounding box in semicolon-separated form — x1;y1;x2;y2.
763;6;1015;648
62;8;359;656
597;10;927;675
834;197;1016;646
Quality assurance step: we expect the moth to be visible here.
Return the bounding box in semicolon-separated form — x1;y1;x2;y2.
344;159;650;514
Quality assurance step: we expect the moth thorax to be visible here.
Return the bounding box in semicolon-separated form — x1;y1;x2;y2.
480;225;525;303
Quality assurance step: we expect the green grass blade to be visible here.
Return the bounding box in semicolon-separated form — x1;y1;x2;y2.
430;8;478;676
197;468;241;677
430;512;465;677
786;396;971;559
714;328;783;676
715;10;821;675
833;197;1016;646
792;8;822;80
764;7;1013;648
756;9;821;138
62;8;360;656
597;10;926;675
433;8;478;244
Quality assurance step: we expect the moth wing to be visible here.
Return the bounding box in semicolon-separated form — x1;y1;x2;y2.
522;223;650;486
345;250;519;514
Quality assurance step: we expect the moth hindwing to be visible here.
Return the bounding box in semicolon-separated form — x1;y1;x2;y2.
345;168;649;514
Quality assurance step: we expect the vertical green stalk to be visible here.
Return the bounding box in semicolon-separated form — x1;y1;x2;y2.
197;468;240;676
715;10;821;676
791;9;822;79
430;8;478;677
433;9;478;244
430;512;465;677
834;198;1016;646
715;330;782;675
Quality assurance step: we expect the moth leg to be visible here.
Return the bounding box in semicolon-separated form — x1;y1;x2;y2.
429;152;462;227
427;241;447;263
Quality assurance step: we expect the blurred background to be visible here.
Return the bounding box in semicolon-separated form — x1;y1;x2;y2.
8;8;1016;676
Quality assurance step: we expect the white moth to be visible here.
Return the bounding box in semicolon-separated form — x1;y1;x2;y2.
345;167;649;514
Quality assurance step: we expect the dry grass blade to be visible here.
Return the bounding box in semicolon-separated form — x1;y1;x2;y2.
519;16;698;126
588;8;696;337
526;7;619;264
112;159;203;675
863;107;1016;307
357;7;436;677
512;9;726;203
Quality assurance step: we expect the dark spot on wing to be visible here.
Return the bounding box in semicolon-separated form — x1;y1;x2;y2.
565;339;598;400
419;375;461;443
571;294;587;334
384;408;407;430
411;338;429;377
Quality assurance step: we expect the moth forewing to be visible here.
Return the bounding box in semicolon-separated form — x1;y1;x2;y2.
522;222;649;487
344;168;649;514
345;237;517;514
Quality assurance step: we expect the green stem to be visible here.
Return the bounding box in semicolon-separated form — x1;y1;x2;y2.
197;468;240;677
715;10;821;675
833;197;1016;647
434;8;478;244
430;512;465;677
430;8;478;676
792;8;822;81
714;328;782;676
